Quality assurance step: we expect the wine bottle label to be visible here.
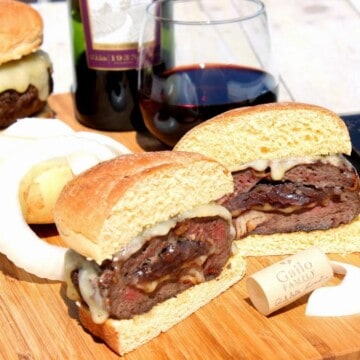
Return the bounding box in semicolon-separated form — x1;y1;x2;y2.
79;0;152;70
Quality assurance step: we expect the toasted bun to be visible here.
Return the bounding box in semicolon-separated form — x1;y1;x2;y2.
174;103;360;256
174;102;351;172
19;158;74;224
236;215;360;256
54;151;234;263
77;252;246;356
0;0;43;65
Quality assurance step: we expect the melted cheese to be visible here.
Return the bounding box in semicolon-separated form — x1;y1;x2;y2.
0;50;52;100
114;203;234;262
238;155;345;180
78;264;109;323
65;249;109;324
65;203;234;324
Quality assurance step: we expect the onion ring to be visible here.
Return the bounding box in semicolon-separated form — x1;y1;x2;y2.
0;118;75;164
0;134;131;281
2;117;75;137
306;261;360;316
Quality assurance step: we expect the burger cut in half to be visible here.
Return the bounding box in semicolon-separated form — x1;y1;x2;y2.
0;0;53;128
54;151;246;355
174;102;360;256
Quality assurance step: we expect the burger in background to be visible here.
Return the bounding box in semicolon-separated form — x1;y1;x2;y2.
0;0;54;128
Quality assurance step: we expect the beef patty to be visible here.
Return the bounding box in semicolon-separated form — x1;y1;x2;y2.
218;159;360;237
71;216;233;320
0;73;53;128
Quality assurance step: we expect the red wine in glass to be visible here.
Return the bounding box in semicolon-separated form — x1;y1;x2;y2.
139;64;278;147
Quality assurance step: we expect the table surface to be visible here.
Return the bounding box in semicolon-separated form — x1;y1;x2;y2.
34;0;360;114
0;92;359;360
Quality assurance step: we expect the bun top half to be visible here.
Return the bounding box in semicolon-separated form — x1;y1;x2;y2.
174;102;351;172
0;0;43;65
54;151;233;263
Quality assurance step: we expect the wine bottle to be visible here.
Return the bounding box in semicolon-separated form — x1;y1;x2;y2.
69;0;151;131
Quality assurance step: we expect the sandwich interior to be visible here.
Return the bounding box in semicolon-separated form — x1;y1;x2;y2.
54;151;246;355
174;102;360;255
0;0;53;128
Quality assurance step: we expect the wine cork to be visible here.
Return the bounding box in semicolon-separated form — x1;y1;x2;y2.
246;246;333;316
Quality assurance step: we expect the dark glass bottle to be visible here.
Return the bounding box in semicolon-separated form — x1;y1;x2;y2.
70;0;146;131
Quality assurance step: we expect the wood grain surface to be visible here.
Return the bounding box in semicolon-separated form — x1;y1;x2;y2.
1;93;360;360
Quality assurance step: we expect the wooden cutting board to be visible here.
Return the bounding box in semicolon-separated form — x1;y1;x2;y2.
1;93;360;360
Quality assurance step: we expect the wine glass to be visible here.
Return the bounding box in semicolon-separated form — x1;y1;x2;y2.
138;0;278;147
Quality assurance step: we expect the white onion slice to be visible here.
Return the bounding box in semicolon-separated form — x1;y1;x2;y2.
306;261;360;316
2;117;75;137
0;118;76;164
74;131;132;155
67;132;132;175
0;135;131;281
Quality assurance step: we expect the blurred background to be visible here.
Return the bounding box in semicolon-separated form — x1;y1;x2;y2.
23;0;360;115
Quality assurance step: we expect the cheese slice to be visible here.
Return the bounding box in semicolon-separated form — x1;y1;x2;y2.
0;50;52;99
306;261;360;317
65;203;234;324
238;155;346;180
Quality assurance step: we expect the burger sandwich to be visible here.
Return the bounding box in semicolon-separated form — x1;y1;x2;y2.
174;102;360;256
54;151;246;355
0;0;53;128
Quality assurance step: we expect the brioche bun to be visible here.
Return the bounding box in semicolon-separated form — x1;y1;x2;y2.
19;157;74;224
174;102;351;172
55;151;234;263
174;102;360;256
77;253;246;356
0;0;43;65
55;151;245;355
0;0;53;128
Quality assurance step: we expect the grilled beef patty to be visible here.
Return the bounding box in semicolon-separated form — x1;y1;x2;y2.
219;160;360;237
0;73;53;128
71;216;233;320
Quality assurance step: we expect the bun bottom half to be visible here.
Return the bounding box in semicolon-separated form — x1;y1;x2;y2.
236;216;360;256
77;253;246;356
19;157;74;224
